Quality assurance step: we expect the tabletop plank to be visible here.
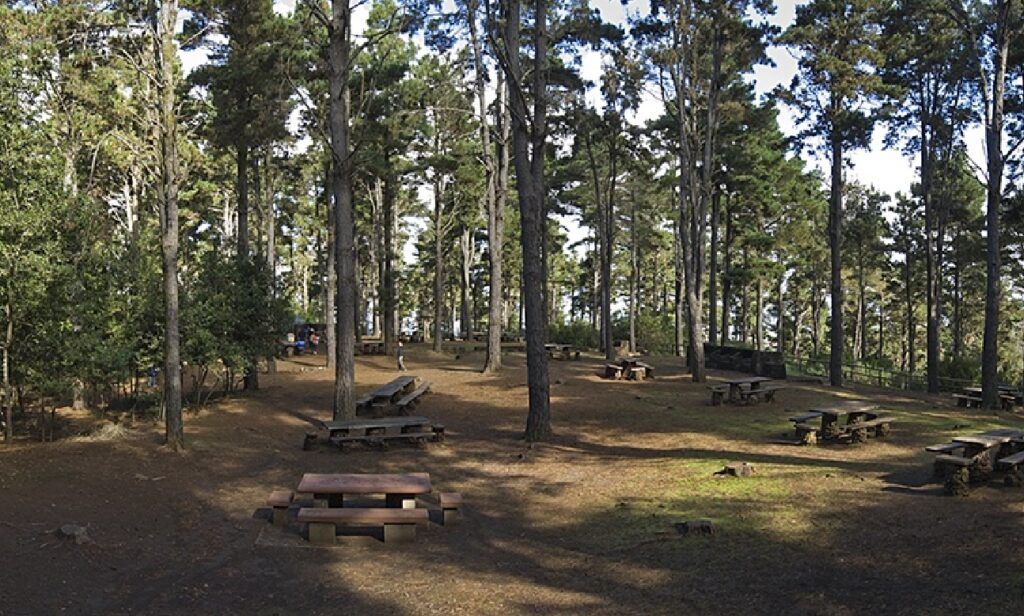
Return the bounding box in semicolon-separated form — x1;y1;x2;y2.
723;376;772;386
952;435;1013;448
323;416;431;431
298;473;432;495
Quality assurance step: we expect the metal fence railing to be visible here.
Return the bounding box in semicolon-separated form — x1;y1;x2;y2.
786;356;975;393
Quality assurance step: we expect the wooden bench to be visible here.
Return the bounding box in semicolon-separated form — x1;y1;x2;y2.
395;382;431;413
267;490;294;527
933;454;974;496
738;384;786;404
925;442;967;454
789;411;823;423
604;364;624;380
297;507;429;544
952;393;982;408
627;366;646;381
438;492;462;525
708;385;729;406
793;422;818;445
635;362;655;378
321;416;443;450
997;450;1024;486
997;450;1024;468
842;417;895;442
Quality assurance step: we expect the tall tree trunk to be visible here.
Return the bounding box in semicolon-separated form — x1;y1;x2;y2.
980;1;1010;410
329;0;356;420
264;151;277;374
629;193;638;353
674;221;684;356
157;0;183;449
777;274;785;353
325;161;337;370
459;228;473;338
720;204;732;347
755;277;763;351
432;179;446;352
856;258;866;362
708;191;720;346
502;0;550;441
483;40;507;373
383;169;396;355
953;245;962;358
3;294;13;444
905;251;915;375
236;144;249;258
922;100;941;392
828;125;844;387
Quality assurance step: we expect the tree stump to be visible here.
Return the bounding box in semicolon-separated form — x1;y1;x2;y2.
970;450;994;483
797;427;817;446
944;466;971;497
675;519;716;536
1004;468;1023;488
820;419;840;440
876;422;891;438
716;462;755;477
850;427;869;444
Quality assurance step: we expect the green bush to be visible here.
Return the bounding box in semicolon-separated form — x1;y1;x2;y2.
940;356;981;382
611;313;677;355
548;320;599;350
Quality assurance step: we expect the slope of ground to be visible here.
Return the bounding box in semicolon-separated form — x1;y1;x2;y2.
1;346;1022;615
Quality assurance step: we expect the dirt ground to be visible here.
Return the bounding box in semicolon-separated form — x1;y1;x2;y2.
2;345;1023;615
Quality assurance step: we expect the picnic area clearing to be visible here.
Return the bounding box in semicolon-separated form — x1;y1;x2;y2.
2;347;1023;614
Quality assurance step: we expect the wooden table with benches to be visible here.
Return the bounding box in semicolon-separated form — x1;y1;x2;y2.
544;343;580;361
708;376;786;405
953;386;1021;411
604;357;655;381
925;428;1024;495
313;415;445;450
789;404;894;445
357;376;430;414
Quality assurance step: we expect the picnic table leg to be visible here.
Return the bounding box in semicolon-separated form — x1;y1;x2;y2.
728;385;739;403
820;417;840;440
307;521;337;545
385;493;417;509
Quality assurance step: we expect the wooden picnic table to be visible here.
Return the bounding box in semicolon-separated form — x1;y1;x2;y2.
358;376;417;410
926;429;1024;494
961;386;1022;408
619;357;654;379
314;414;444;451
298;472;433;508
722;376;772;402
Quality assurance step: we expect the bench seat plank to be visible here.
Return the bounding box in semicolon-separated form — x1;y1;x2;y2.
933;454;974;467
333;430;435;443
925;442;966;453
298;473;432;495
438;492;462;508
324;416;431;432
297;507;429;525
997;451;1024;467
396;382;430;408
267;490;293;508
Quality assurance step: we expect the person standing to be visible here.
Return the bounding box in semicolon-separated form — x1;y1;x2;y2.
310;331;320;355
397;340;407;372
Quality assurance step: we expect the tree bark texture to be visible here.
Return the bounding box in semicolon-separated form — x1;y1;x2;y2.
502;0;551;441
157;0;183;449
329;0;356;420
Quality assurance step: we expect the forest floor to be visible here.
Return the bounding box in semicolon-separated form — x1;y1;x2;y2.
2;345;1024;615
